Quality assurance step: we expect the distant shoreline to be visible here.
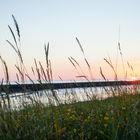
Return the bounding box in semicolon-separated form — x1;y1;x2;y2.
0;80;140;93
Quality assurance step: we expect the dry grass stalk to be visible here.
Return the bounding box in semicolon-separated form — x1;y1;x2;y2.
70;56;86;77
104;58;117;80
49;60;53;81
25;74;35;84
0;56;9;84
76;37;85;55
45;43;49;68
100;67;106;81
8;25;18;47
127;61;136;78
44;43;53;82
68;57;81;76
15;64;24;82
12;15;20;41
31;66;35;76
118;42;126;79
16;73;19;82
39;61;48;81
7;15;24;83
68;57;88;81
0;56;11;109
34;59;41;83
75;37;94;80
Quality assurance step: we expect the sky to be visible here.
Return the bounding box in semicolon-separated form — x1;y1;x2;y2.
0;0;140;81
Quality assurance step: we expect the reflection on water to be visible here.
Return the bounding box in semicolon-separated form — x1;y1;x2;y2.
1;85;139;110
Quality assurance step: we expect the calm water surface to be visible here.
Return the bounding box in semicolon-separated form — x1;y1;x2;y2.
0;80;138;109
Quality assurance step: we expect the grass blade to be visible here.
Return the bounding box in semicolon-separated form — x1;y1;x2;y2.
6;40;18;54
45;43;49;68
100;67;106;81
12;15;20;40
8;25;17;47
76;37;85;55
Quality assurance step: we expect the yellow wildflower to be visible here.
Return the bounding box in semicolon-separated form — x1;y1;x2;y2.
104;116;109;121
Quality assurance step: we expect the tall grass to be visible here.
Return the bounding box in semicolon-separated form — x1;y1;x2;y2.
0;15;140;140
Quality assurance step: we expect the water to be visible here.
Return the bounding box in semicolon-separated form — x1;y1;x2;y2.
1;81;139;110
1;86;109;109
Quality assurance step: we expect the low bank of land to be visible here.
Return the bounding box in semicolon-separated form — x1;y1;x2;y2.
0;93;140;140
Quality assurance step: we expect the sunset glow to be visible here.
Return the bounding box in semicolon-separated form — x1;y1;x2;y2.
0;0;140;81
131;76;138;81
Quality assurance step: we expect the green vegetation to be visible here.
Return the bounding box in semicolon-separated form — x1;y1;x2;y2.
0;16;140;140
0;93;140;140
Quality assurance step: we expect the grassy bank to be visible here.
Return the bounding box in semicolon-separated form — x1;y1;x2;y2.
0;93;140;140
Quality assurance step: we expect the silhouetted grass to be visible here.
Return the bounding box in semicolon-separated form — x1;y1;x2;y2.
0;15;140;140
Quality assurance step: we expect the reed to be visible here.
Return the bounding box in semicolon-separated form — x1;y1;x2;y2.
76;37;94;80
0;15;140;140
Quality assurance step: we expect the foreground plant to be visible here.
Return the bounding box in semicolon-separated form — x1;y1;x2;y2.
0;15;140;140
